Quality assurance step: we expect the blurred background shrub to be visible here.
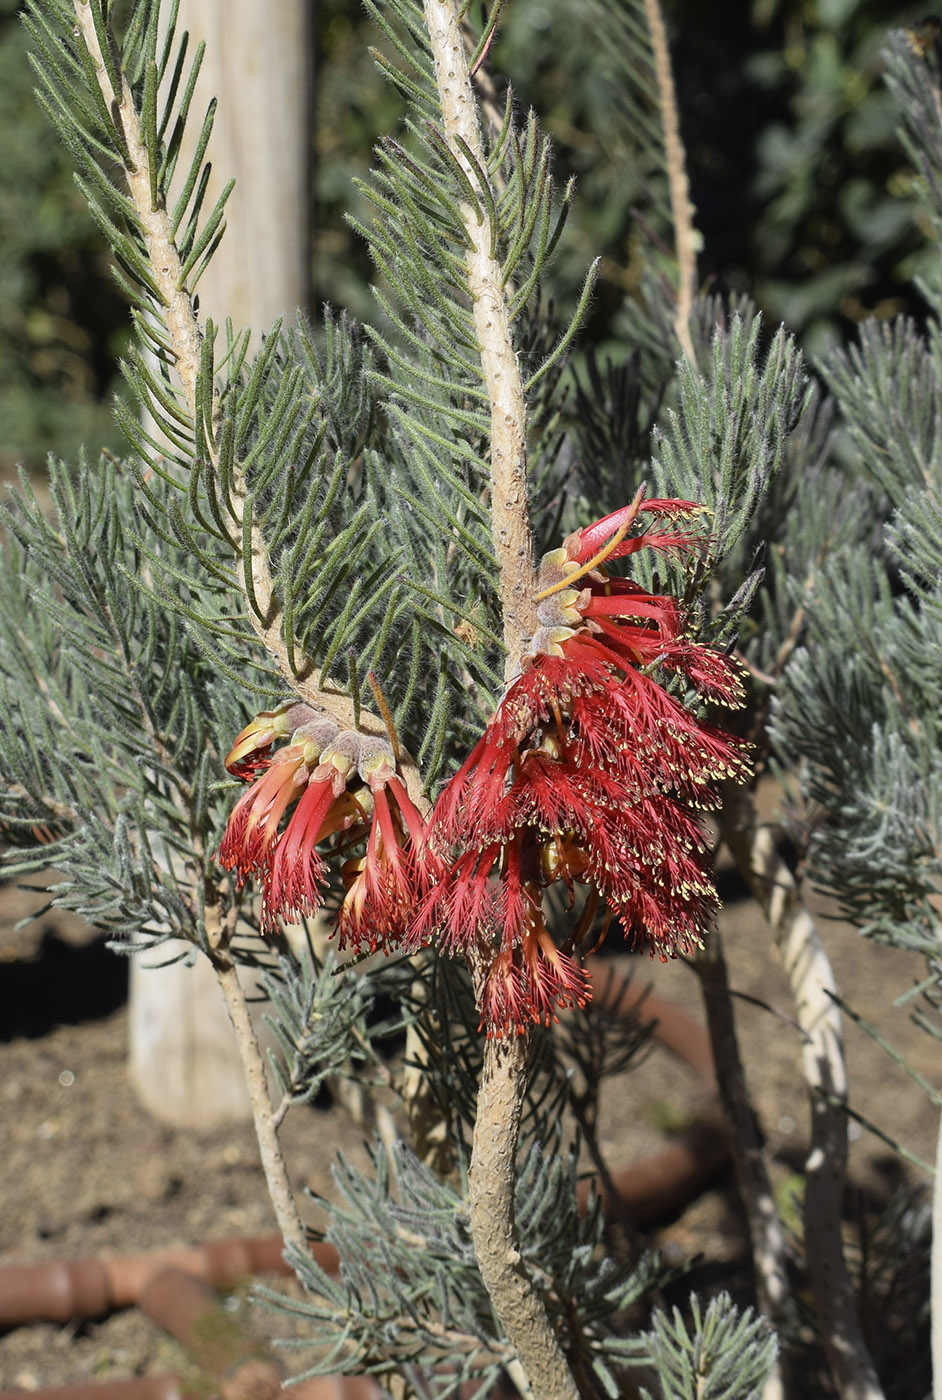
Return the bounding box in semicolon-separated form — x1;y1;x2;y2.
0;0;128;473
2;0;935;472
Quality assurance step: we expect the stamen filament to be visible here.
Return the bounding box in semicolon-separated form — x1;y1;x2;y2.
533;485;646;601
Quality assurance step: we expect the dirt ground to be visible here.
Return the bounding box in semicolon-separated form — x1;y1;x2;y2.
0;846;937;1395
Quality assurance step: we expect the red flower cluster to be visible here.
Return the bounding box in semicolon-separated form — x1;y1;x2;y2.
218;704;426;945
217;493;749;1037
418;493;750;1036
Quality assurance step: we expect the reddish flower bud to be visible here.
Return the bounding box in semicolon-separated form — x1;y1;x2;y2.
219;712;429;946
224;703;334;779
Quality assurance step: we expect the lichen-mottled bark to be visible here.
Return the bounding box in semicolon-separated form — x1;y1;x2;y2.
722;784;885;1400
468;1032;580;1400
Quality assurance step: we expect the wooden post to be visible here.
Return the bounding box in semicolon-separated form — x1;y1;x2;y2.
129;0;312;1129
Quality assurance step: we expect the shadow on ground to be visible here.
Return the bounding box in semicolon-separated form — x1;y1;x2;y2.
0;928;127;1040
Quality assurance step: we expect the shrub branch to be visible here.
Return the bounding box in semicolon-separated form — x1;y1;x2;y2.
722;784;885;1400
424;2;578;1396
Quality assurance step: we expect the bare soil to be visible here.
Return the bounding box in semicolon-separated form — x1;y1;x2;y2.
0;853;935;1395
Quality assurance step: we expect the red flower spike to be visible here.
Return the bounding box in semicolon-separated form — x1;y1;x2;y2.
219;717;425;942
334;770;430;955
476;844;593;1038
413;844;503;957
218;747;313;881
419;490;750;1035
264;765;349;929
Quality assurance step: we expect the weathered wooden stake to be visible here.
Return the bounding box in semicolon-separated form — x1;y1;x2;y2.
129;0;311;1129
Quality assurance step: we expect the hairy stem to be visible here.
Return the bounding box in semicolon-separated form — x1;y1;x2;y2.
72;1;203;399
424;3;577;1396
469;1032;580;1400
424;0;539;666
722;784;885;1400
642;0;696;362
213;953;307;1257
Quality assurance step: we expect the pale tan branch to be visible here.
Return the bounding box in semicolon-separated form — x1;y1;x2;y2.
1;782;80;830
642;0;697;363
696;927;790;1400
468;1032;580;1400
423;3;578;1395
72;3;203;420
423;0;538;669
213;952;308;1258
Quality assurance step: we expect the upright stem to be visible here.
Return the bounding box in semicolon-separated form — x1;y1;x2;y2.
722;785;885;1400
932;1106;942;1398
469;1034;580;1400
423;0;539;663
696;927;790;1400
642;0;696;363
213;955;308;1259
424;4;577;1396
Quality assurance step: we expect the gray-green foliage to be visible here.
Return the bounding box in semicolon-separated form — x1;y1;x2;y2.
19;0;601;785
883;27;942;318
0;453;271;948
566;294;824;670
11;0;936;1394
626;1292;778;1400
772;43;942;947
266;1140;661;1399
261;951;390;1113
771;31;942;1090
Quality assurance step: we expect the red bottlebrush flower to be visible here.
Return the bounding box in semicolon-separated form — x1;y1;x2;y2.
219;745;317;882
419;490;750;1036
563;492;704;566
218;713;428;946
416;836;592;1037
263;767;358;929
336;770;429;954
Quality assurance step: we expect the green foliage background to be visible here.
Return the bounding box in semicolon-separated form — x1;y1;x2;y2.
0;0;128;472
2;0;936;476
312;0;934;350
